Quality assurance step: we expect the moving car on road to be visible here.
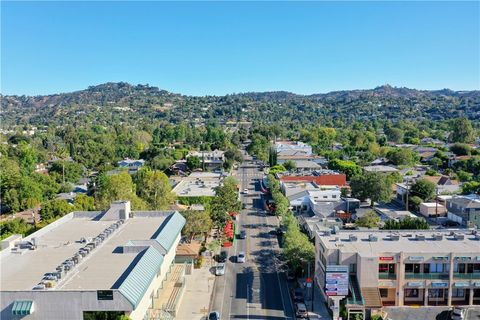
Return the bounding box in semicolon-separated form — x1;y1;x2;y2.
217;250;228;263
237;252;246;263
295;302;308;318
215;263;225;276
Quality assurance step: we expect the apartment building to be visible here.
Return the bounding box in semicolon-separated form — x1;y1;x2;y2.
315;230;480;319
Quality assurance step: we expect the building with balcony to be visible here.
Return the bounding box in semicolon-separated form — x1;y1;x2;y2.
315;229;480;319
0;201;187;320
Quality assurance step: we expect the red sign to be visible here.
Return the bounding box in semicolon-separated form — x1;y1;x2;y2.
306;277;313;283
379;256;394;261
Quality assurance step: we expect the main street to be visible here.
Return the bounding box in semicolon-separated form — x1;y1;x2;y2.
210;154;295;319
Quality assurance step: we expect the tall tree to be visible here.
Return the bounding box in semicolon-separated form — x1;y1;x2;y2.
450;117;475;143
135;168;176;210
350;172;393;206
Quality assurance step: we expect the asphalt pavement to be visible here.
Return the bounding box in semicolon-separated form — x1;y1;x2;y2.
210;157;295;319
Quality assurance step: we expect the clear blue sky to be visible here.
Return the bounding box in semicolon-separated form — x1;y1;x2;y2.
1;1;479;96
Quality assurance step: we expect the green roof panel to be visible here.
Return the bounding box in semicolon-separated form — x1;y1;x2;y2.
154;212;185;251
12;300;34;315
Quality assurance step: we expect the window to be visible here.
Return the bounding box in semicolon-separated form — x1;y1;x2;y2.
379;264;395;273
405;289;419;298
423;264;430;273
406;264;421;273
473;264;480;273
428;289;445;299
97;290;114;300
332;195;337;199
349;264;357;273
452;288;465;298
379;289;389;298
455;263;466;273
467;264;474;274
430;263;445;273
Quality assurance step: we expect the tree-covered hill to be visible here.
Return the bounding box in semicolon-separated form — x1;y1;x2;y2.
1;82;479;127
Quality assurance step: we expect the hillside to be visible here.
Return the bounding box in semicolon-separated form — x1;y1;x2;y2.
1;83;479;126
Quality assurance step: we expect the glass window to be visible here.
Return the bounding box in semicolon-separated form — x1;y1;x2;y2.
388;264;396;274
379;289;389;298
467;264;474;274
349;264;357;273
430;263;444;273
414;264;421;273
473;264;480;273
457;263;466;273
452;289;465;298
405;289;419;298
405;264;414;273
423;264;430;273
379;264;389;273
97;290;114;300
428;289;445;298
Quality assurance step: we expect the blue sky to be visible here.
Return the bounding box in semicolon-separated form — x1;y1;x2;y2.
1;1;479;96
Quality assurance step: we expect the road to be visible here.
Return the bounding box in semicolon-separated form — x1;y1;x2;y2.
210;156;295;319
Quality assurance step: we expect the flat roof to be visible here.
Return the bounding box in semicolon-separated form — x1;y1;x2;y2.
172;179;220;197
0;215;170;291
317;230;480;255
363;165;399;172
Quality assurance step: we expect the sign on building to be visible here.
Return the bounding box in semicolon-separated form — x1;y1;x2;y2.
325;265;349;296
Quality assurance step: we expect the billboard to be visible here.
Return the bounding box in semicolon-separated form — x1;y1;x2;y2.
325;265;349;297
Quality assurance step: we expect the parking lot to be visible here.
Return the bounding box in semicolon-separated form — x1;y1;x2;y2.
384;307;480;320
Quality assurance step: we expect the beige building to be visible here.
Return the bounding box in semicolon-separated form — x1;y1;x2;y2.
419;202;447;217
315;230;480;319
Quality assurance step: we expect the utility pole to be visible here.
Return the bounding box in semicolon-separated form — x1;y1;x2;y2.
405;177;410;211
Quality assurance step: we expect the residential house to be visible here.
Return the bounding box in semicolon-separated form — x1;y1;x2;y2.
419;202;447;218
445;195;480;228
117;159;145;174
363;165;399;174
422;175;460;194
186;150;225;170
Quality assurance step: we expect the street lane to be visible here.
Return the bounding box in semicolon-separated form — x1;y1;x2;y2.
210;156;294;319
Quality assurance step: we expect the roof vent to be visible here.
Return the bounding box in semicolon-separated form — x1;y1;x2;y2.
390;234;400;241
349;234;358;242
368;234;378;242
433;234;443;241
454;234;465;241
416;234;426;241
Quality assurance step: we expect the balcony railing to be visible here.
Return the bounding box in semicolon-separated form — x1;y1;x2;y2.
405;273;449;280
378;273;397;280
453;272;480;279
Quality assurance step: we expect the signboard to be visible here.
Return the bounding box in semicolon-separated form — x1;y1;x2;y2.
408;256;424;261
407;281;424;287
454;282;470;287
325;265;349;298
431;282;448;288
379;256;394;261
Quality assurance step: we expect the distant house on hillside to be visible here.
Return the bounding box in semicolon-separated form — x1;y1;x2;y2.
118;159;145;173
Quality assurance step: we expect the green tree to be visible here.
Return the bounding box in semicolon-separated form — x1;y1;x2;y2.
450;143;472;156
411;178;436;201
49;161;84;184
135;168;176;210
95;172;147;210
462;181;480;195
355;211;380;228
283;223;315;272
350;172;392;206
383;216;429;230
283;160;296;171
269;164;287;174
408;195;423;211
386;148;416;166
40;199;72;222
450;117;475;143
385;126;404;143
186;156;201;170
181;210;213;241
73;194;95;211
209;177;240;228
328;159;361;180
0;218;34;240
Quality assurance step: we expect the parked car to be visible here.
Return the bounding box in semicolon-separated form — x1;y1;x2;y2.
239;230;247;239
292;288;304;303
208;311;221;320
237;252;246;263
217;250;228;263
295;302;308;318
215;263;226;276
244;188;249;194
451;307;467;320
442;220;460;227
242;203;247;209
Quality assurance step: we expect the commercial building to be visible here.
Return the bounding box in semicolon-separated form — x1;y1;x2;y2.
274;140;313;156
0;201;186;320
171;172;224;198
185;150;225;169
315;229;480;319
419;202;447;218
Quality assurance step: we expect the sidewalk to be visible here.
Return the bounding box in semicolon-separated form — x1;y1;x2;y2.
297;277;332;320
176;265;215;320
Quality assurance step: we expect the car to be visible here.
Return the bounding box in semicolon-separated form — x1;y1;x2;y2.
442;220;460;227
242;203;247;209
208;311;221;320
215;263;225;276
292;287;304;303
244;188;249;194
237;252;246;263
451;307;466;320
217;250;228;263
239;230;247;239
295;302;308;318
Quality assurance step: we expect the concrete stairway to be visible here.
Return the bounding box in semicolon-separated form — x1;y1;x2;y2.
360;287;383;308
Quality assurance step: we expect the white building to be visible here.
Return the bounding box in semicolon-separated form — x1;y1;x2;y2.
274;140;313;156
0;201;186;320
186;150;225;169
171;172;224;198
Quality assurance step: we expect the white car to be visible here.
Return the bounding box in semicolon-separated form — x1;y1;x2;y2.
243;188;249;194
451;307;467;320
237;252;246;263
215;263;225;276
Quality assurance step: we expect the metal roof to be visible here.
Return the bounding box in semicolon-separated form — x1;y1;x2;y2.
12;300;34;315
153;212;186;251
118;247;164;308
